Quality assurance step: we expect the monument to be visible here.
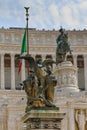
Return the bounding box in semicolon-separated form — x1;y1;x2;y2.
20;54;66;130
20;8;65;130
20;24;81;129
55;27;79;94
20;25;82;130
21;56;65;130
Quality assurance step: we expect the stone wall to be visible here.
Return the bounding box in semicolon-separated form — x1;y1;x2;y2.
0;90;87;130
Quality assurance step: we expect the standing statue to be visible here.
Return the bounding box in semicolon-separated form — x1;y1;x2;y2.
75;109;86;130
23;69;38;107
19;55;57;111
56;28;72;64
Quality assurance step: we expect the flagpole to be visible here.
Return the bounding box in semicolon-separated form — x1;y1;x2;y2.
24;7;30;55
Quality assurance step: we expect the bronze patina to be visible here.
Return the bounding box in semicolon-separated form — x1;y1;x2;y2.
56;28;72;64
19;56;57;112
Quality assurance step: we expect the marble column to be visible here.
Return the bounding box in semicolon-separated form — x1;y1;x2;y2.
42;54;46;61
21;59;25;81
68;107;75;130
11;53;15;90
73;54;77;67
1;53;5;89
84;54;87;91
73;54;78;79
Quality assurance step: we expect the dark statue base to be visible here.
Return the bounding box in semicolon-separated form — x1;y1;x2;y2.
25;105;59;112
22;108;65;130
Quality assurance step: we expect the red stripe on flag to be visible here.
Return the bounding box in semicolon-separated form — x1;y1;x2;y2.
18;60;22;76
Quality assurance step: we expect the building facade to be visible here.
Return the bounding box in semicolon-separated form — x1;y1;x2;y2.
0;28;87;130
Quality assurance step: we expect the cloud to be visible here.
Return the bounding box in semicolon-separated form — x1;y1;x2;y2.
0;0;87;30
60;5;79;28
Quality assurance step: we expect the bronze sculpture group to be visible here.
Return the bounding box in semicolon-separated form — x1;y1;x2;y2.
19;28;72;112
21;57;57;111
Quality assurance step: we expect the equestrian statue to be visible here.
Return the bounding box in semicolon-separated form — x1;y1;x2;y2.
56;28;72;64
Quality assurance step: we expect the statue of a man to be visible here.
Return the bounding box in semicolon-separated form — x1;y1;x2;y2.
56;27;72;64
56;28;66;49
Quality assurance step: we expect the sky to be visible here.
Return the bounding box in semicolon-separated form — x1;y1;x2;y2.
0;0;87;30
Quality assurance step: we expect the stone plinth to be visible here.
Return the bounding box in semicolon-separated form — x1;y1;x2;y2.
54;61;79;93
22;109;65;130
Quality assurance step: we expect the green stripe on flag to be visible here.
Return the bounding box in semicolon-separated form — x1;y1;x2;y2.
21;29;27;54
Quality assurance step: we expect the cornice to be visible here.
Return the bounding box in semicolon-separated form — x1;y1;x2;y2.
0;90;26;97
7;105;25;112
0;44;87;54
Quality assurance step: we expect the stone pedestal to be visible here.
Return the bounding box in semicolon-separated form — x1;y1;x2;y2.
54;61;79;93
22;109;65;130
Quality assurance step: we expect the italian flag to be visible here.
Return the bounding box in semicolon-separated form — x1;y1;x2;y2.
18;29;27;75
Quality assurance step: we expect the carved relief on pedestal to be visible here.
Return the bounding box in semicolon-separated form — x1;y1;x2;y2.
55;61;78;89
75;109;87;130
25;118;61;130
22;110;65;130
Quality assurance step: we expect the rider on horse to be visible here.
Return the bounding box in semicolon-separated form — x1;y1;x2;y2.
56;28;72;64
56;28;68;50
